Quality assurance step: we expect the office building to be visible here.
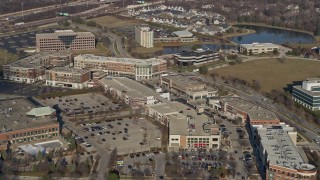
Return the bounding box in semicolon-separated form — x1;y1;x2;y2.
2;52;72;83
135;24;154;48
292;78;320;110
174;48;219;66
154;30;198;43
239;42;279;55
161;75;217;101
45;67;91;89
36;30;95;51
256;125;317;180
74;54;167;80
0;97;59;150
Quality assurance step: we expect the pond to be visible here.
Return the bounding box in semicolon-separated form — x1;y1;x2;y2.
162;44;235;54
231;25;315;44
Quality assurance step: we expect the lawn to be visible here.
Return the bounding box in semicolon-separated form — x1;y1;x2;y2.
214;58;320;92
91;16;141;28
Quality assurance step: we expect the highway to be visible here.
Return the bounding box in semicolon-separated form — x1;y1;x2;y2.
0;0;99;19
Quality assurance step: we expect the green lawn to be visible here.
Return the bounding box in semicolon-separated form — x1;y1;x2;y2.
214;58;320;92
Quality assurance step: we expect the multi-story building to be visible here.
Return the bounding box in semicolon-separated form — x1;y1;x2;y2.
74;54;167;80
154;30;198;43
147;101;221;150
292;78;320;110
256;125;317;180
135;24;154;48
161;75;217;101
174;48;219;66
239;42;279;55
0;97;59;150
99;77;159;108
45;67;91;89
2;52;72;83
36;30;95;51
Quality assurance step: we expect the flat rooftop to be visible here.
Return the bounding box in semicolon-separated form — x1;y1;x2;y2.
4;52;71;68
240;42;279;48
47;67;90;74
258;126;316;171
0;98;57;133
36;30;94;38
99;77;158;99
225;97;278;121
162;75;205;90
175;49;217;58
148;101;211;136
173;30;193;37
74;54;165;66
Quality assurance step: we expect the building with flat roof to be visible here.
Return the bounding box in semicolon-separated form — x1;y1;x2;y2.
239;42;279;55
292;78;320;110
2;52;72;83
174;48;219;66
74;54;167;80
154;30;198;43
147;101;221;150
36;30;95;51
45;67;91;89
99;77;159;108
256;125;317;180
135;24;154;48
0;97;59;150
161;75;217;100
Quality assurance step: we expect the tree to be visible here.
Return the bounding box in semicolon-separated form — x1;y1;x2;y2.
251;80;261;91
242;49;248;55
107;173;119;180
273;49;279;55
249;49;253;56
199;65;208;74
36;151;43;161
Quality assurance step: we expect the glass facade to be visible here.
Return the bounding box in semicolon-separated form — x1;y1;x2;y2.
293;87;320;109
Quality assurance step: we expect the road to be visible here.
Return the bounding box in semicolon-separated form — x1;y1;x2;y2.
0;0;99;19
154;153;166;179
196;75;320;151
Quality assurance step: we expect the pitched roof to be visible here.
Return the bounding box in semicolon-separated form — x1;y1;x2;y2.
26;107;56;117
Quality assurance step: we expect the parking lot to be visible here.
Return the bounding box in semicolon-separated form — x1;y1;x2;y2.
37;93;125;115
0;80;68;97
0;28;58;54
74;116;163;155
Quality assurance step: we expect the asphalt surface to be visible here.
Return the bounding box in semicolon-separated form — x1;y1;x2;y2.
196;75;320;151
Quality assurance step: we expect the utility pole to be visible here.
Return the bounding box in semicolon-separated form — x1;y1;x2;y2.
21;3;24;20
60;0;62;12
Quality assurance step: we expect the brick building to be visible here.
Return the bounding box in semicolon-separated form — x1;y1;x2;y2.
36;30;95;51
74;54;167;80
2;52;72;83
45;67;91;89
0;98;59;150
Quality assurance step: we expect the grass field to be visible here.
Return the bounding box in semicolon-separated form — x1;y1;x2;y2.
133;46;163;54
214;58;320;92
92;16;141;28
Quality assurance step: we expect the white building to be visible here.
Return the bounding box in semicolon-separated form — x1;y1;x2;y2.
239;42;279;55
256;124;317;180
99;77;159;108
147;102;221;150
135;24;154;48
292;78;320;110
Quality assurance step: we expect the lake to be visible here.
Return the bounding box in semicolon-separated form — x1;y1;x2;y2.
231;25;315;44
163;44;235;54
